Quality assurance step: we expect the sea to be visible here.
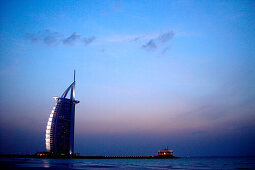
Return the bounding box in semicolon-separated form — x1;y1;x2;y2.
1;157;255;169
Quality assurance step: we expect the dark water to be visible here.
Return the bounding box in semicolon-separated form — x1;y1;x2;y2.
1;157;255;169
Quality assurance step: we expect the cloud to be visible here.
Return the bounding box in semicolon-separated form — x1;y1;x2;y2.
24;30;95;46
142;40;157;50
161;47;170;54
43;34;59;45
24;30;63;46
24;33;40;43
158;31;174;44
106;34;144;42
132;37;140;42
142;31;174;52
63;32;81;45
131;35;146;42
43;31;62;45
83;36;96;45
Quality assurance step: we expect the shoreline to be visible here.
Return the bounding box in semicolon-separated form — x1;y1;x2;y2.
0;154;178;159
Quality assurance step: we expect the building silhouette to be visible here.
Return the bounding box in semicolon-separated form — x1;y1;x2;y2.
45;71;79;155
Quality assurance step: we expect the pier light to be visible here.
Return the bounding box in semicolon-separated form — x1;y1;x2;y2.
158;149;174;156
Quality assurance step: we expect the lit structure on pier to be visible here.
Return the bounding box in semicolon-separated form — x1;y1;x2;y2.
158;149;174;156
45;71;79;155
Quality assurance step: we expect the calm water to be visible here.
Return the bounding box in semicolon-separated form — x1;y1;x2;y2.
1;157;255;169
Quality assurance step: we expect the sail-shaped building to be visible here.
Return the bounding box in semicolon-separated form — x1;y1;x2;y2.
45;71;79;155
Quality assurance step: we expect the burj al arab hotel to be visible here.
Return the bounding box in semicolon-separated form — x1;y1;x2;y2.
45;71;79;155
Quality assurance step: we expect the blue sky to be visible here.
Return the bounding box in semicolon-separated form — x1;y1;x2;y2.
0;0;255;156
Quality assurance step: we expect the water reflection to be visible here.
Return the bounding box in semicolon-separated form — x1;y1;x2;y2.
42;159;50;168
1;157;255;169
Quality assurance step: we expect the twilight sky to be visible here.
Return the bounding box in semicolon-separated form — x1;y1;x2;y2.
0;0;255;156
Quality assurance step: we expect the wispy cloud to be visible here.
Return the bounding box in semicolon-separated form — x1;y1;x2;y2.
142;31;175;51
24;30;96;46
99;31;175;57
83;36;96;45
24;30;63;46
142;40;157;50
158;31;174;44
63;32;81;45
161;47;171;55
106;34;144;42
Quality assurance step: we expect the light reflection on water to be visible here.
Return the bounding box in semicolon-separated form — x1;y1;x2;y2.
42;159;50;168
1;157;255;169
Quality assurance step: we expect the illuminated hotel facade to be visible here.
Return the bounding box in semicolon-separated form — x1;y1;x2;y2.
45;71;79;155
